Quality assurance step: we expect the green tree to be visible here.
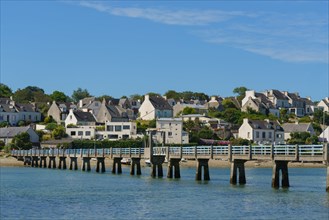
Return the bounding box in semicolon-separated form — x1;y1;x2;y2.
11;132;32;150
96;95;113;102
164;90;180;100
130;94;143;101
0;83;13;98
72;88;91;102
182;107;196;115
45;123;58;131
222;99;238;109
233;86;248;102
0;121;9;128
13;86;50;103
50;90;67;102
52;126;66;139
44;116;55;124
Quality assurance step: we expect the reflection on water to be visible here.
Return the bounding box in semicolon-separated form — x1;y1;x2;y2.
0;167;328;219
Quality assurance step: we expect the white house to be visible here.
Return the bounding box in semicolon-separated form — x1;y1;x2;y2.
65;109;97;127
0;126;39;146
0;97;42;126
149;118;189;145
138;95;173;120
238;118;284;145
281;122;315;140
319;127;329;142
263;89;290;109
317;97;329;112
100;121;137;140
66;126;96;140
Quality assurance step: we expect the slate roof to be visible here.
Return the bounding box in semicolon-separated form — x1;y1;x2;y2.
0;127;30;138
300;98;314;106
248;119;283;131
80;97;95;107
255;92;275;108
149;96;173;110
281;123;311;133
268;90;288;100
73;111;96;122
287;93;300;101
0;102;39;113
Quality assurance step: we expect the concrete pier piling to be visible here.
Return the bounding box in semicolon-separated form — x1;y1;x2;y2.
112;157;122;174
96;157;106;173
39;156;47;168
23;156;31;166
272;160;290;188
326;166;329;192
82;157;91;171
195;159;210;181
230;159;247;185
48;156;56;169
151;155;165;178
130;158;142;175
31;156;39;167
58;157;67;170
69;157;78;170
167;158;181;179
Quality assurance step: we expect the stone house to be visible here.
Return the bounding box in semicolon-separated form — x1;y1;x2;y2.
78;97;102;116
242;91;279;117
96;99;130;123
65;109;97;127
47;101;77;124
263;89;290;109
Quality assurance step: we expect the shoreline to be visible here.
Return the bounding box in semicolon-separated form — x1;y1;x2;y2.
0;156;326;169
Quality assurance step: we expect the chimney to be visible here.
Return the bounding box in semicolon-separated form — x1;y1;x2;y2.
79;99;83;108
211;96;216;102
243;118;249;124
145;94;150;101
162;95;167;100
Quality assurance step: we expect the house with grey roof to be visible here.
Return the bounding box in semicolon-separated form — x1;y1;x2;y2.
238;118;284;144
263;89;290;109
281;122;315;140
283;92;305;117
0;97;42;126
96;99;130;123
65;109;97;127
138;95;173;120
300;97;318;115
242;91;280;117
317;97;329;112
78;97;102;116
0;126;39;146
173;102;208;117
47;101;77;124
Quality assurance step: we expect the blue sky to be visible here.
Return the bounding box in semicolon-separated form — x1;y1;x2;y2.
1;0;328;101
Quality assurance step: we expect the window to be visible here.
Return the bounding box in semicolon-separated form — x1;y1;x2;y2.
28;115;32;120
122;135;129;139
70;115;72;120
247;132;250;138
107;125;114;131
71;131;76;136
123;125;130;130
256;131;259;138
115;126;122;131
262;132;266;138
78;131;83;136
276;134;282;138
269;132;272;139
85;131;91;136
168;132;173;137
108;134;119;139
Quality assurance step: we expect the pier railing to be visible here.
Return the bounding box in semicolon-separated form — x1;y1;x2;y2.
11;144;327;162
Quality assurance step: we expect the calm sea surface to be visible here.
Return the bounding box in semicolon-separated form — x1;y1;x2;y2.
0;166;328;219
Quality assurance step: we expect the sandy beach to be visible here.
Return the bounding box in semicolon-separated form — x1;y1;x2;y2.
0;154;326;169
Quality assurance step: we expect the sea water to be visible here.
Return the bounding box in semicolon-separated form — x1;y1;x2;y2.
1;166;328;219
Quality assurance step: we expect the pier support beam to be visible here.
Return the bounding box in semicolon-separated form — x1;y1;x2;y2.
39;156;47;168
272;160;290;188
96;157;106;173
82;157;91;171
130;158;141;175
112;157;122;174
23;156;31;166
69;157;78;170
195;159;210;181
230;159;247;185
167;158;181;179
151;155;165;178
31;156;39;168
48;156;56;169
58;157;67;170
